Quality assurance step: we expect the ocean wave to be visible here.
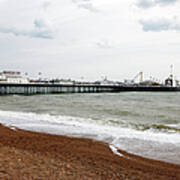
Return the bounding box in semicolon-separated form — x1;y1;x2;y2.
129;123;180;133
0;110;180;145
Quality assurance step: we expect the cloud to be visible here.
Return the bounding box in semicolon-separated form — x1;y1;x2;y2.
0;16;53;39
0;27;53;39
136;0;178;9
78;3;98;12
34;19;47;28
72;0;99;12
95;40;115;49
156;0;178;5
136;0;155;8
139;17;180;32
42;1;51;10
0;19;53;39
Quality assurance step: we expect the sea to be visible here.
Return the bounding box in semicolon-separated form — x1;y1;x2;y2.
0;92;180;164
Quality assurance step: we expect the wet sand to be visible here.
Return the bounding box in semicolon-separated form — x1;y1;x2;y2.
0;124;180;179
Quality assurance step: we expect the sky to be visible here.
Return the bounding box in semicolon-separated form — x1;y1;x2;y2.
0;0;180;81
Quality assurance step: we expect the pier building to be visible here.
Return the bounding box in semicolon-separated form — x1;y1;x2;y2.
0;71;29;84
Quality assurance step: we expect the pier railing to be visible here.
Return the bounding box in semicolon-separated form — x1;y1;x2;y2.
0;83;179;95
0;83;117;95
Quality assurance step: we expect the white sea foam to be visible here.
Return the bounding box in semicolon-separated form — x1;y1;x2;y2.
1;109;180;163
109;145;124;157
0;110;180;146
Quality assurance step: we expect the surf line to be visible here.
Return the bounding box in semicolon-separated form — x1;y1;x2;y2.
109;144;133;160
109;145;124;157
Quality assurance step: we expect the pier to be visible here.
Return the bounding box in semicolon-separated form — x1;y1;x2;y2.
0;83;179;95
0;83;116;95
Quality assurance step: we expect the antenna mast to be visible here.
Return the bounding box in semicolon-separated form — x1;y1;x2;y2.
170;64;173;80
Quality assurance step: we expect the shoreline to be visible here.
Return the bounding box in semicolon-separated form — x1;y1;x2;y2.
0;124;180;179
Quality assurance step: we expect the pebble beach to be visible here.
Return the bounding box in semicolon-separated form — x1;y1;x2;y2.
0;124;180;179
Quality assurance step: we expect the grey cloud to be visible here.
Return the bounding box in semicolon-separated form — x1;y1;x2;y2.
29;29;53;39
42;1;51;10
136;0;155;9
34;19;47;28
139;17;180;32
96;40;114;49
72;0;98;12
156;0;177;5
0;18;53;39
0;26;53;39
78;3;98;12
136;0;178;9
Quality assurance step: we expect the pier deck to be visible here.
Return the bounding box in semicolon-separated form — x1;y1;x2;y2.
0;83;179;95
